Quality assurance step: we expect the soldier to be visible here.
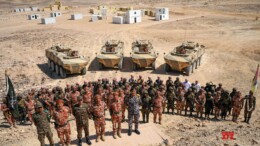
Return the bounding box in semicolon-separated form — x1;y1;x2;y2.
1;97;17;128
213;91;221;119
220;90;231;120
67;86;80;116
141;90;152;123
184;88;194;116
53;99;71;146
110;92;123;139
126;89;141;136
166;87;176;114
174;77;181;89
205;92;214;119
232;91;243;123
147;77;153;85
155;76;163;86
175;87;185;115
137;75;144;84
216;83;224;92
74;96;91;146
91;95;106;142
118;89;126;122
24;93;36;125
148;84;157;101
153;91;164;124
229;88;237;116
195;89;206;118
33;102;54;146
243;90;256;124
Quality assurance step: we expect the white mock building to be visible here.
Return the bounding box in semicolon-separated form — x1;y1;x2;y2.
41;17;56;24
112;16;123;24
155;8;169;21
71;14;83;20
14;8;24;12
31;7;38;11
91;15;102;22
23;8;31;12
124;10;142;24
50;12;61;17
28;14;40;20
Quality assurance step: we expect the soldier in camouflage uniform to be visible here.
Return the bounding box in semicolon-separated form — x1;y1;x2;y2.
231;91;243;123
33;102;54;146
110;92;123;139
141;90;152;123
165;87;176;114
220;90;231;120
195;89;206;118
91;95;107;142
243;90;256;124
1;98;17;128
184;88;194;116
126;89;141;136
74;96;92;145
53;99;71;146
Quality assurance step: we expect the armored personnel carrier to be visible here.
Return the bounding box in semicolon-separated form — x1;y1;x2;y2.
96;40;124;70
164;41;205;76
131;40;158;70
45;45;89;78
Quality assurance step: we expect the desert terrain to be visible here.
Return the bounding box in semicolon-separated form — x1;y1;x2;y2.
0;0;260;146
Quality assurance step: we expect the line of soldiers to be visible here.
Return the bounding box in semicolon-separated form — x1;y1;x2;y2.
1;75;256;146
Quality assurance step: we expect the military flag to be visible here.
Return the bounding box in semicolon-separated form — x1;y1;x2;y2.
251;64;259;95
5;72;20;119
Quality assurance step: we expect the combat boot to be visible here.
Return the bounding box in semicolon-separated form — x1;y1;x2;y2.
85;137;92;145
113;133;117;139
135;129;141;135
117;131;122;138
101;135;105;141
247;118;250;124
78;139;82;146
128;128;132;136
96;136;100;142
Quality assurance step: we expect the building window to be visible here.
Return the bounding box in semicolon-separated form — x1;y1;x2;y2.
134;12;136;14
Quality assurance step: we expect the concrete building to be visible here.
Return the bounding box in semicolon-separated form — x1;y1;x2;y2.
91;15;102;22
28;14;41;20
41;17;56;24
155;8;169;21
112;16;123;24
124;10;142;24
71;14;83;20
50;12;61;17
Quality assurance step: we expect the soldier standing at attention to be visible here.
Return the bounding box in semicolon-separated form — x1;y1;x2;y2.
195;89;206;118
74;96;92;146
24;93;36;125
141;90;152;123
91;95;106;142
166;87;176;114
243;90;256;124
33;102;54;146
153;91;164;124
53;99;71;146
126;89;141;136
110;92;123;139
232;91;243;123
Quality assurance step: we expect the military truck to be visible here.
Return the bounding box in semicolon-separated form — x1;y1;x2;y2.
131;40;158;70
45;45;90;78
164;41;205;76
96;40;124;70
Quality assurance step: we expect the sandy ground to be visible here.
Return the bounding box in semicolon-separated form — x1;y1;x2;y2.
0;0;260;146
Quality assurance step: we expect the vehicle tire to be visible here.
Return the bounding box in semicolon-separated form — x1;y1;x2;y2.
191;63;194;73
59;67;67;78
98;62;103;70
55;64;60;75
51;61;55;72
81;67;86;75
185;65;192;76
195;60;198;69
48;59;51;68
132;62;137;70
118;59;123;70
152;62;156;70
165;63;170;72
198;57;202;66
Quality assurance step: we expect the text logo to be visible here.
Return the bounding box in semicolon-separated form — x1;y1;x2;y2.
222;131;234;140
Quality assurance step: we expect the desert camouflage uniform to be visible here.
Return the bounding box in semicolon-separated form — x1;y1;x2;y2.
91;101;106;141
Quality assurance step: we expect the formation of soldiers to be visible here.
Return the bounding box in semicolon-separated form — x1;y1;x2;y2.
1;75;257;146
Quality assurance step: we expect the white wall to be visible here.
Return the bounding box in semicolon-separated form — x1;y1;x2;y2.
42;17;56;24
113;16;123;24
31;7;38;11
24;8;31;12
155;8;169;21
71;14;83;20
124;10;142;24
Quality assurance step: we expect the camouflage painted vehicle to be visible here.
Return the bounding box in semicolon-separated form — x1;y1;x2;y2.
164;41;205;76
131;40;158;70
96;40;124;70
45;45;90;78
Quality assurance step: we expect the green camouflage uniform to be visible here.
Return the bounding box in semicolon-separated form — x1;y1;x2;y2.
74;103;90;139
